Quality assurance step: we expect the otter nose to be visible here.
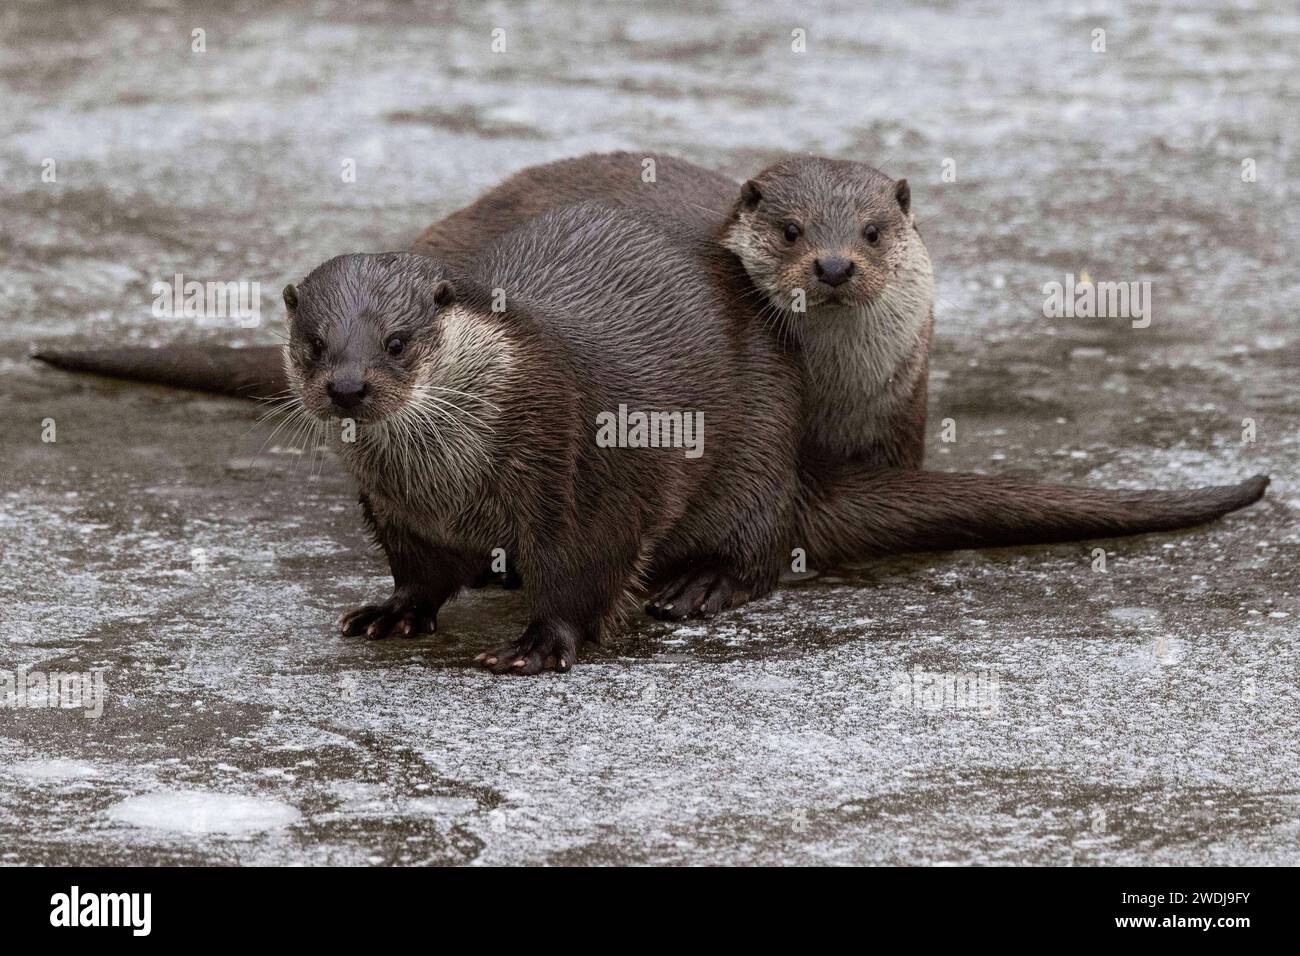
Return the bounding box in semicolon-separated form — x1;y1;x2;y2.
326;378;369;410
814;257;855;288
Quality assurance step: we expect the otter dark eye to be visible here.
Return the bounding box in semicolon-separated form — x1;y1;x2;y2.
385;337;406;357
307;337;325;359
783;222;802;243
864;224;880;244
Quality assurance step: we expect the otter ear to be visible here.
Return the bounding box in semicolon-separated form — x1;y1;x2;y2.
432;279;456;308
894;178;911;216
282;283;299;310
738;179;763;210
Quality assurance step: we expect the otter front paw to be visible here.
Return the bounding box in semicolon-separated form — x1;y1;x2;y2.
339;592;440;640
646;567;753;620
475;619;579;675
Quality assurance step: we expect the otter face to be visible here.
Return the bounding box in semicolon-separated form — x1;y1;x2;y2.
722;158;919;315
283;253;457;425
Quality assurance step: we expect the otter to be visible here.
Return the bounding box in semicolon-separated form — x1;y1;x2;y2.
287;204;800;672
34;153;1269;620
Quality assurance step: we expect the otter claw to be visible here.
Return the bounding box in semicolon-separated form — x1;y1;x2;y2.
647;568;753;620
477;620;580;676
341;597;441;641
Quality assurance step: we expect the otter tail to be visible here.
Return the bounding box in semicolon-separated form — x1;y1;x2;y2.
798;466;1269;564
32;345;287;400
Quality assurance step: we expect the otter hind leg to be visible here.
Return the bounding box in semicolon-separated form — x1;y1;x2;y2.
340;591;440;640
646;566;758;620
476;619;583;675
476;538;641;675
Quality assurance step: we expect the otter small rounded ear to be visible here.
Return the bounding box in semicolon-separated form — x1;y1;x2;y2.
895;178;911;216
282;284;299;310
739;180;763;209
432;279;455;308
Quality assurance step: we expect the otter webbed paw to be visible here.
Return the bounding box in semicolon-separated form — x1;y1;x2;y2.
475;619;580;675
646;567;753;620
339;591;441;640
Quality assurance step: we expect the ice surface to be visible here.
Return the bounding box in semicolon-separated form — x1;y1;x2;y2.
0;0;1296;865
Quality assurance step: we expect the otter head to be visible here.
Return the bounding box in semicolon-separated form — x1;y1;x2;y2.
722;158;926;319
282;252;458;425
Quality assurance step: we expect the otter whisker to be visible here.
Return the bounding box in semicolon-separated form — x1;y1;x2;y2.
283;409;319;475
411;386;496;435
418;384;502;413
424;402;495;466
244;399;300;441
399;392;494;475
403;395;491;469
308;418;332;481
252;400;312;464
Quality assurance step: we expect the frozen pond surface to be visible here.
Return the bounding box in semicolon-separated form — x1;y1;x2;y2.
1;0;1297;865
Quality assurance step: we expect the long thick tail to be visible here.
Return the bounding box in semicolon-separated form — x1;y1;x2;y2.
797;466;1269;564
31;345;287;400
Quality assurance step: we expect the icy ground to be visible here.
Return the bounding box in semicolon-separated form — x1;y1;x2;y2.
1;0;1297;864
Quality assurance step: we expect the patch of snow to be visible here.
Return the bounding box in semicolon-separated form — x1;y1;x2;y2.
106;790;301;834
9;759;101;782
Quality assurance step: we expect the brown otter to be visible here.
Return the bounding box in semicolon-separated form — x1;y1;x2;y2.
33;153;1269;619
287;203;800;672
